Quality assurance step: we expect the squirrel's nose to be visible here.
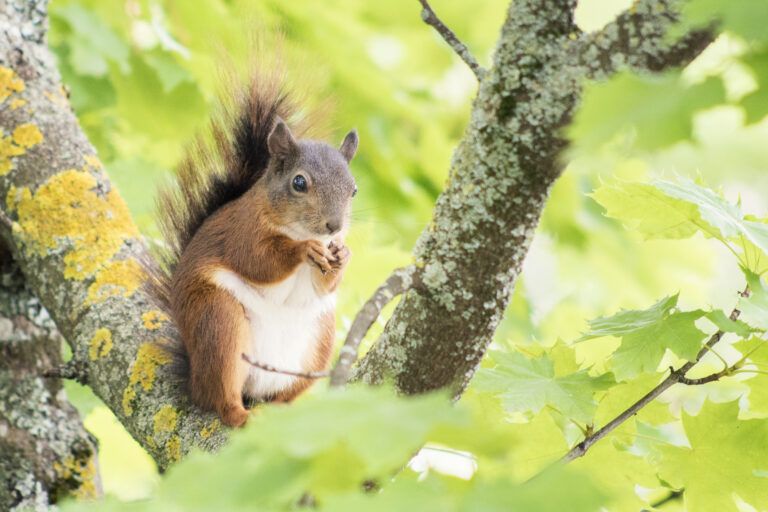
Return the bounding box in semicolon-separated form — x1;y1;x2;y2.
325;220;341;234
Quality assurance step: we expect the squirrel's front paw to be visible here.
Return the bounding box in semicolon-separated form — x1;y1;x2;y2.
306;240;333;274
328;241;350;270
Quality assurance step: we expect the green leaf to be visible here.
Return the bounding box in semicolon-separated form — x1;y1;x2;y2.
705;310;759;338
579;295;679;340
611;310;705;380
474;351;614;423
143;51;194;93
246;386;464;477
569;72;725;151
740;49;768;124
54;5;129;76
591;182;700;240
734;337;768;415
658;401;768;511
592;178;768;271
683;0;768;44
740;270;768;331
580;295;706;380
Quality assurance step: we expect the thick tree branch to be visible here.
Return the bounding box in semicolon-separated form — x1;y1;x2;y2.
0;245;101;510
417;0;486;81
330;266;418;387
0;1;226;470
580;0;714;76
562;288;749;462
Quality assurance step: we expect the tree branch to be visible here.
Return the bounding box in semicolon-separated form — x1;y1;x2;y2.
562;288;749;462
417;0;486;81
0;244;101;509
0;3;226;471
242;354;330;380
330;266;418;387
580;0;714;76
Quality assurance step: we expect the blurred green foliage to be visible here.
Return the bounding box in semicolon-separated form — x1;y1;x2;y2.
45;0;768;510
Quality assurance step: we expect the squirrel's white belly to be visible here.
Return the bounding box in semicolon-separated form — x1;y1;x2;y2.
211;265;335;398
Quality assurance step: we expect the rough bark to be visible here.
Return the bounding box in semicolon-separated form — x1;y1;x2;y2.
0;0;226;471
354;0;713;395
0;244;101;510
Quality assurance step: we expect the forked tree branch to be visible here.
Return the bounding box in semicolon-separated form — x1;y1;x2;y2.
563;288;750;462
417;0;486;80
330;266;418;387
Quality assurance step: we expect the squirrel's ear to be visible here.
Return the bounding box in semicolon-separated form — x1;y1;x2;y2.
268;118;298;160
339;129;359;163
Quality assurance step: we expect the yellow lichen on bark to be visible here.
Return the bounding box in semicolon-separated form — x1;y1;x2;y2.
0;123;43;176
153;405;179;434
122;342;171;416
200;419;220;439
12;123;43;148
166;435;182;462
53;453;99;500
13;168;139;279
88;328;113;361
86;259;144;304
9;98;26;110
0;65;24;103
142;310;169;330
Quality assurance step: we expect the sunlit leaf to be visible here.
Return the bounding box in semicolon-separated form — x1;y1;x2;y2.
658;401;768;511
475;351;614;423
569;72;724;151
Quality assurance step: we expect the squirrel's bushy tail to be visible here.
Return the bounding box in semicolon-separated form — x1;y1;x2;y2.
146;63;313;314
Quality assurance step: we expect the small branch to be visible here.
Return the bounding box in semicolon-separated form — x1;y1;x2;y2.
241;353;329;380
329;266;418;387
647;489;684;510
562;287;749;462
417;0;486;81
581;0;714;76
43;359;89;385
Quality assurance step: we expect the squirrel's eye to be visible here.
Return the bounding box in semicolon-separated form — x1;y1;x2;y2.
352;186;358;197
292;175;308;193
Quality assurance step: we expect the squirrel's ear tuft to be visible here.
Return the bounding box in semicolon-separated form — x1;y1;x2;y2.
268;118;298;160
339;129;359;163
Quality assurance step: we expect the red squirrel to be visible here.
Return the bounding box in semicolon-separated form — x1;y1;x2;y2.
150;71;358;427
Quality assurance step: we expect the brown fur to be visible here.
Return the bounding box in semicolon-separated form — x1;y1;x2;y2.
148;66;358;427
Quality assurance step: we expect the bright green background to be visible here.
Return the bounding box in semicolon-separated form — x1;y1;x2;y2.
46;0;768;509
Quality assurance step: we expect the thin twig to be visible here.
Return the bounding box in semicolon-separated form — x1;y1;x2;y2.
645;489;684;510
417;0;486;81
241;354;330;379
562;287;750;462
43;359;89;385
329;265;419;387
